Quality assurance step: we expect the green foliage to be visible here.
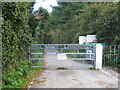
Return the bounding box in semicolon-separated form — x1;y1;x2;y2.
30;7;51;44
2;2;45;88
48;2;119;45
89;67;96;70
57;67;67;70
117;64;120;73
2;2;33;69
2;60;41;88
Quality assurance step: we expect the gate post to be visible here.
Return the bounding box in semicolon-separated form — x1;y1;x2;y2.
95;44;103;70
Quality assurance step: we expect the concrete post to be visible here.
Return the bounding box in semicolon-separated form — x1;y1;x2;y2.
96;44;103;70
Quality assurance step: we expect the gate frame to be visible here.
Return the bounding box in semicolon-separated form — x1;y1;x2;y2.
28;44;102;69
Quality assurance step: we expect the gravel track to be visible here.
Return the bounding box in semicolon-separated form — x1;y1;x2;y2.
30;49;118;88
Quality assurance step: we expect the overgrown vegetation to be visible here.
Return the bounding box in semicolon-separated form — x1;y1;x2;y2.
2;60;42;88
2;2;48;88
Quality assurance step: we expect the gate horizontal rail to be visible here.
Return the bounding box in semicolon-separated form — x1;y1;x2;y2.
30;44;95;49
30;53;95;54
29;44;96;68
29;58;95;60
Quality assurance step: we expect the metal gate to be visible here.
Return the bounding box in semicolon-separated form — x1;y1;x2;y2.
103;45;120;69
29;44;96;70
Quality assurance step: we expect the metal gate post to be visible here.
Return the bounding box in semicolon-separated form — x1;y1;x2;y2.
95;44;103;70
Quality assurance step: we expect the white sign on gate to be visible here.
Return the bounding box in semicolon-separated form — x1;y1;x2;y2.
57;54;66;60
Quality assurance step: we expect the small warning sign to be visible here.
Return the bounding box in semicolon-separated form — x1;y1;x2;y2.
57;54;66;60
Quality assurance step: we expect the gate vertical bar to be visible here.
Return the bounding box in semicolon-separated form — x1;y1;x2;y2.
114;46;116;67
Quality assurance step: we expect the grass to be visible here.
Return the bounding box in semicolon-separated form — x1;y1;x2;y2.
74;60;83;62
57;67;67;70
89;67;96;70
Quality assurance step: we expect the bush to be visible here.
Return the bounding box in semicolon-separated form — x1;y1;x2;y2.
2;60;40;88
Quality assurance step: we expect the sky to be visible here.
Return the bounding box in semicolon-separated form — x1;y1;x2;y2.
33;0;58;13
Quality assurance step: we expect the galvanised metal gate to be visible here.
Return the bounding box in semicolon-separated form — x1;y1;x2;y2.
29;44;96;70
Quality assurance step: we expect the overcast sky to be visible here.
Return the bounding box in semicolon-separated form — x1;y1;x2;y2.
33;0;58;13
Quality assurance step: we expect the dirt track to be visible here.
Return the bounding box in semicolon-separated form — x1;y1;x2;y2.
30;49;118;88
